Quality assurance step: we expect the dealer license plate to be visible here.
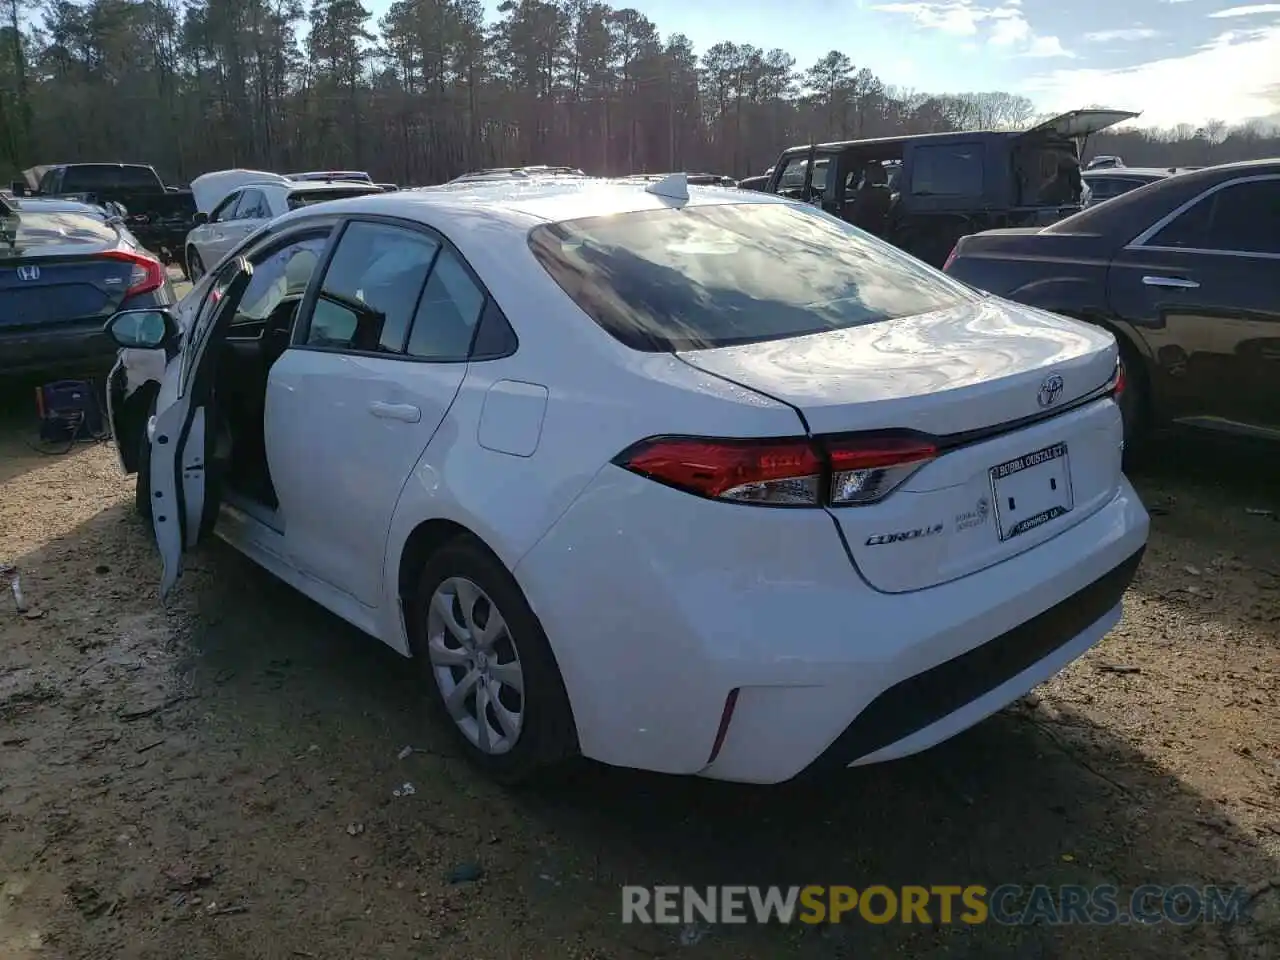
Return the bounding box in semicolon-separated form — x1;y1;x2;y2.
989;442;1074;542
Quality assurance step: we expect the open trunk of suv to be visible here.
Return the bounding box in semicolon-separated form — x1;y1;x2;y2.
1012;109;1140;209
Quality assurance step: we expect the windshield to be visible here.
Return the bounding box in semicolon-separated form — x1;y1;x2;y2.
0;211;116;255
286;188;380;210
528;201;976;352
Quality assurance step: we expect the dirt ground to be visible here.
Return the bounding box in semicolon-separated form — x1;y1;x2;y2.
1;382;1277;960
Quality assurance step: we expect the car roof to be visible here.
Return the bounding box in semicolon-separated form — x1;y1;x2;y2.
274;176;790;232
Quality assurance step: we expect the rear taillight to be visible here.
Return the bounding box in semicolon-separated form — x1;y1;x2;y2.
942;244;958;272
827;435;938;505
1108;358;1126;399
614;433;937;508
99;249;164;297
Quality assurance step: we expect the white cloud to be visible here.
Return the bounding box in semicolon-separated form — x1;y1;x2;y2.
1209;4;1280;15
1027;26;1280;127
1083;28;1162;41
873;1;1071;57
872;2;984;35
1021;35;1074;57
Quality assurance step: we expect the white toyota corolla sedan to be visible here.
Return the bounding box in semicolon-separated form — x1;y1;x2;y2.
102;174;1149;785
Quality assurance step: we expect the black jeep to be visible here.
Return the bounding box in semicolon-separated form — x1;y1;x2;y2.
762;109;1139;267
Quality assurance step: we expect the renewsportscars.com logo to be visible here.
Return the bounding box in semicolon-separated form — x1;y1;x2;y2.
622;884;1251;926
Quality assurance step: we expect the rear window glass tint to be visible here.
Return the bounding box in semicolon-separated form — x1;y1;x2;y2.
528;202;975;352
286;188;379;210
2;211;117;250
61;166;158;191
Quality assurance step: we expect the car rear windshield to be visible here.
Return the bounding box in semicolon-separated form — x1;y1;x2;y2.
286;188;380;210
0;211;116;253
61;165;160;192
527;202;976;351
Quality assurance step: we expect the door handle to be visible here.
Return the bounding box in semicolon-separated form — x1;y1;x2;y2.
1142;275;1199;289
368;401;421;423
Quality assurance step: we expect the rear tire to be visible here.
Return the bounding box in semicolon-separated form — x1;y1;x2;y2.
408;536;578;785
1115;342;1149;470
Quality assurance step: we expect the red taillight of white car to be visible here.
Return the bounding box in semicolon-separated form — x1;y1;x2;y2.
1108;358;1125;400
614;432;939;507
99;250;165;297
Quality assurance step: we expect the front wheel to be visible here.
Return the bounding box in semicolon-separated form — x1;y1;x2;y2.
408;537;578;785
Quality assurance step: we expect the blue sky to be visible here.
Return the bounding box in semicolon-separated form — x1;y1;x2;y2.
368;0;1280;128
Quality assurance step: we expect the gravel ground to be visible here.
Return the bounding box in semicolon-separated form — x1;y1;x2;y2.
1;384;1277;960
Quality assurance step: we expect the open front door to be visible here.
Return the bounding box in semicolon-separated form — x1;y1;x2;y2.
150;259;254;597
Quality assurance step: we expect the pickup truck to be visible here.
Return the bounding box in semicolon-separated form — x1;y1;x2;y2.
15;163;198;272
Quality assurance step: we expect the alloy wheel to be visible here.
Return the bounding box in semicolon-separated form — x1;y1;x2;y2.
426;576;525;754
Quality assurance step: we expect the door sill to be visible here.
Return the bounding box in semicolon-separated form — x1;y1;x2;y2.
222;490;283;533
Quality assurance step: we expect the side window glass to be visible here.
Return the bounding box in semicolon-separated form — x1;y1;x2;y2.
180;267;239;391
233;236;329;329
1203;181;1278;254
305;221;440;353
1149;194;1217;250
910;144;984;197
236;191;260;219
777;157;827;192
470;299;518;360
211;192;241;223
406;248;485;361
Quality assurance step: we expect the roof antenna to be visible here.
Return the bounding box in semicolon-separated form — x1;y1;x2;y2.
644;172;689;203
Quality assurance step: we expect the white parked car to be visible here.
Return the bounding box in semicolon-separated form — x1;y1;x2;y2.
103;174;1149;785
185;169;383;280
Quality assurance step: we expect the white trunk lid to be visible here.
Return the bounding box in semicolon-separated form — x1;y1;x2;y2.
677;298;1125;592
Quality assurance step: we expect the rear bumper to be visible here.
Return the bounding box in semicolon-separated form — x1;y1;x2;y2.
515;468;1149;783
810;545;1142;772
0;323;117;379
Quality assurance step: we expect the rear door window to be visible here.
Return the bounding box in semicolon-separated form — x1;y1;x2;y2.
406;248;485;361
910;144;984;197
1149;179;1280;255
303;220;440;354
528;201;976;352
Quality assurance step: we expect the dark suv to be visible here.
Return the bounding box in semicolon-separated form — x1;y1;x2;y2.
763;109;1138;266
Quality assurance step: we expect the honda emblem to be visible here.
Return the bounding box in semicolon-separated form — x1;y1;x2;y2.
16;265;40;281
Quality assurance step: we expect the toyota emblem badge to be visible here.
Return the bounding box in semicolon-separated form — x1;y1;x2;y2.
1037;374;1064;408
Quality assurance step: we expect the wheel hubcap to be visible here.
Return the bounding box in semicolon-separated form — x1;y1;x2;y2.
425;577;524;755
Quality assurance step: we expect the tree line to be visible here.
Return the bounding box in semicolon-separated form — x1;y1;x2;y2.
0;0;1276;186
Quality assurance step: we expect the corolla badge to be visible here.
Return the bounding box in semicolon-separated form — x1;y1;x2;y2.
1037;373;1065;408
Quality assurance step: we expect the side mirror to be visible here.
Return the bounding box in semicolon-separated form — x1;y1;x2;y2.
106;308;178;350
10;181;27;197
193;211;209;226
